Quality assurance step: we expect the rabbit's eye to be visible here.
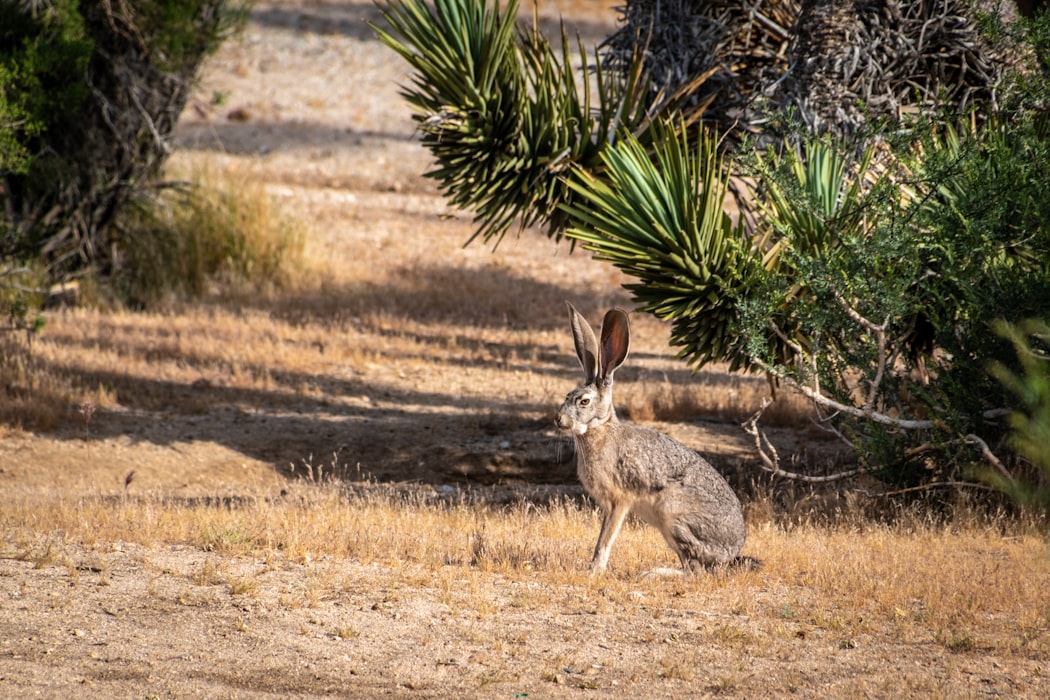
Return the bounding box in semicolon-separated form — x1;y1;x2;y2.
578;397;591;407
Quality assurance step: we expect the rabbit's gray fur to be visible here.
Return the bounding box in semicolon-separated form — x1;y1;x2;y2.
556;303;748;574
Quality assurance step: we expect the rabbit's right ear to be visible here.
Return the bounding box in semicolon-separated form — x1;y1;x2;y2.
599;309;630;380
567;302;599;384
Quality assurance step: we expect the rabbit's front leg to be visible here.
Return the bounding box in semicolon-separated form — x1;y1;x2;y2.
590;500;630;573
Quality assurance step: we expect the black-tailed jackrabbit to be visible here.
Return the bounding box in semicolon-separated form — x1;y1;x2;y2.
556;303;751;574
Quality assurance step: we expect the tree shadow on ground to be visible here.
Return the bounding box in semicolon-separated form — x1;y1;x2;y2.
171;122;417;157
42;364;576;487
261;261;605;332
18;257;803;494
23;265;606;487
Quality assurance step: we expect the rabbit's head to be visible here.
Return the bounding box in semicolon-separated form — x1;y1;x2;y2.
556;303;630;436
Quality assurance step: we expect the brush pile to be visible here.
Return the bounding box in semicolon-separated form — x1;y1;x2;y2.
601;0;797;140
601;0;1021;143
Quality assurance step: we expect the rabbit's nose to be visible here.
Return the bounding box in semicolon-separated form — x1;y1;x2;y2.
555;413;571;429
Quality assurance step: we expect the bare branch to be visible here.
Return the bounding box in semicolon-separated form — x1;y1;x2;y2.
964;433;1016;486
866;321;890;413
981;408;1012;421
830;290;891;413
832;289;885;334
755;359;935;430
743;399;866;483
742;398;778;469
808;413;854;450
857;481;1000;498
128;84;173;155
769;319;824;400
769;319;806;358
0;283;50;294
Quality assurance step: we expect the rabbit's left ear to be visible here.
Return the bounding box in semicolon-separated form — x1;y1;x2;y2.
599;309;630;380
568;302;599;384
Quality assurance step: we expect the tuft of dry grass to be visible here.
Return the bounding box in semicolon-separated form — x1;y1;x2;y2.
111;161;309;308
1;159;316;434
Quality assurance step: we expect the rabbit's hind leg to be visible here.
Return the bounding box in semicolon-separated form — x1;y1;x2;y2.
670;517;740;570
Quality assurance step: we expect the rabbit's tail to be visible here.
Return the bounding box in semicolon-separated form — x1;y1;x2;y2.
733;555;762;571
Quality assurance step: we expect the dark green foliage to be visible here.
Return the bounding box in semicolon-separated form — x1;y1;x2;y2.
0;0;247;277
137;1;246;73
0;0;92;179
1000;8;1050;113
379;0;1050;493
555;7;1050;489
730;112;1050;486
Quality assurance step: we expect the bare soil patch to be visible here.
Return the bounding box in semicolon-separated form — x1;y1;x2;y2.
2;2;1048;698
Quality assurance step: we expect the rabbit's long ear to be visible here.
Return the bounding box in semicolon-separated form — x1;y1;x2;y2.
599;309;630;380
567;302;599;383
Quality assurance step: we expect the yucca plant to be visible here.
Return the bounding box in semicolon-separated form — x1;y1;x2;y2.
561;120;760;369
377;0;1050;492
739;136;892;378
744;116;1050;488
374;0;894;375
753;137;876;260
560;125;887;374
373;0;654;245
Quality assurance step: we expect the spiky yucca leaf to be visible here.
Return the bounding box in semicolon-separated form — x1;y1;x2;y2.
754;138;875;260
373;0;522;241
562;122;758;369
373;0;652;245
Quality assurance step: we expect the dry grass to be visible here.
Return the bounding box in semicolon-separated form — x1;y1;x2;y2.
2;159;308;435
3;478;1048;665
3;297;800;439
113;161;309;307
4;154;1046;684
620;368;812;426
2;138;797;442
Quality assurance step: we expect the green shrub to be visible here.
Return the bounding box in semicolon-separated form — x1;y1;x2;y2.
556;16;1050;490
0;0;91;178
733;118;1050;487
378;0;1050;492
987;320;1050;509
